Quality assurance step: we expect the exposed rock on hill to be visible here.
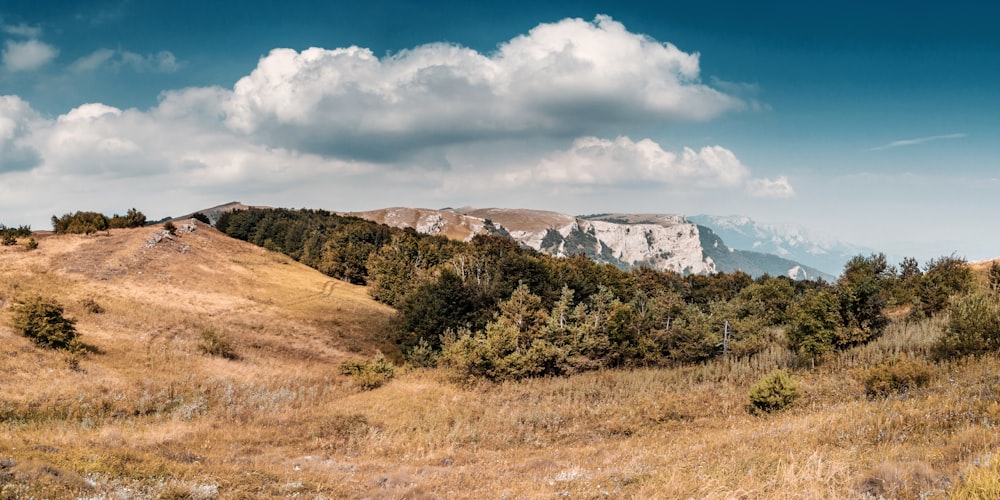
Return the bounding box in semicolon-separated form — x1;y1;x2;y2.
352;207;834;280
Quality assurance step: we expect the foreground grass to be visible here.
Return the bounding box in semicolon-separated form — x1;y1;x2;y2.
2;228;999;498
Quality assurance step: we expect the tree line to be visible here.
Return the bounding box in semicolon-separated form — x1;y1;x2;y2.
216;208;975;380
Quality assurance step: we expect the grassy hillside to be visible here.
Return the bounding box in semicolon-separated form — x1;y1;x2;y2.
1;223;998;498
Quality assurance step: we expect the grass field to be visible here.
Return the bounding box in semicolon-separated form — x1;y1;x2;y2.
1;224;998;498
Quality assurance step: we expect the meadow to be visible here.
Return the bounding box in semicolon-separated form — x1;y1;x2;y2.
1;223;998;498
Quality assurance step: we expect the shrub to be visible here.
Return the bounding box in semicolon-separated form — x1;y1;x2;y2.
340;353;396;390
1;233;15;246
859;356;934;398
163;221;177;235
51;211;109;235
192;212;211;224
748;370;798;414
25;237;38;251
81;298;105;314
404;337;441;368
12;296;80;351
934;292;1000;358
198;329;238;359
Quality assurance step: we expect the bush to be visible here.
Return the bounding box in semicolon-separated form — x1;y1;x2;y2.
1;233;15;246
25;237;38;251
163;221;177;235
934;292;1000;358
12;296;80;351
340;353;396;390
859;356;934;398
192;212;211;224
198;329;237;359
748;370;798;414
81;298;104;314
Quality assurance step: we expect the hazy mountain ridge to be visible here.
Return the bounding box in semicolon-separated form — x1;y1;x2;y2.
689;214;872;276
351;206;833;280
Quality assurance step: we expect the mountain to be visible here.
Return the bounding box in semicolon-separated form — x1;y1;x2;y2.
688;214;872;277
352;207;834;280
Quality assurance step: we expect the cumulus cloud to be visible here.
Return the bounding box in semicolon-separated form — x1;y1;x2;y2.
500;136;792;197
0;95;43;172
0;15;793;225
224;15;741;160
2;39;58;72
70;49;182;73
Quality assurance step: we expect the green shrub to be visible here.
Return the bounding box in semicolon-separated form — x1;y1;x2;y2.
404;337;440;368
12;296;80;351
25;237;38;250
198;329;237;359
340;353;396;390
748;370;798;414
934;292;1000;358
859;356;934;398
1;233;15;246
191;212;211;224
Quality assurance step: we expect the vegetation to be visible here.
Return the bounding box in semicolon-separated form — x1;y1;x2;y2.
0;224;30;246
934;291;1000;358
859;355;934;397
11;296;80;351
4;206;1000;497
217;208;987;383
51;208;147;234
197;329;238;359
747;369;798;413
340;353;397;390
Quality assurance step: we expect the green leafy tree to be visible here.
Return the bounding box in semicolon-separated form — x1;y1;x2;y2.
917;255;973;317
835;254;889;347
787;289;840;359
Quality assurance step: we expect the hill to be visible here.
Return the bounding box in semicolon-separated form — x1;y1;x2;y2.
2;221;998;497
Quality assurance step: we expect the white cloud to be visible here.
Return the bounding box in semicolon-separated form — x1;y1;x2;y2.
0;16;793;227
747;176;796;198
2;39;58;72
224;15;741;160
69;48;116;73
70;49;182;73
870;133;966;151
499;136;790;197
0;95;43;172
2;23;42;38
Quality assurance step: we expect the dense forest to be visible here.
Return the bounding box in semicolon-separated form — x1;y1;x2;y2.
216;208;977;380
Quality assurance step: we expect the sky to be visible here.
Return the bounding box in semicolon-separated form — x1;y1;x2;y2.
1;1;999;262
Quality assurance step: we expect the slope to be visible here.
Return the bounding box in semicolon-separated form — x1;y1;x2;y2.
0;221;396;497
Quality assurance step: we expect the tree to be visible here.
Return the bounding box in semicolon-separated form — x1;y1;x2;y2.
787;289;840;359
935;292;1000;358
917;255;973;317
12;296;80;351
836;254;889;347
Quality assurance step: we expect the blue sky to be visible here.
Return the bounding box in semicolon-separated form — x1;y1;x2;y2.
2;1;999;262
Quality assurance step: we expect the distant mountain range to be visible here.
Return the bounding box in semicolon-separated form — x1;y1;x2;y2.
352;207;836;281
688;215;872;277
183;203;839;280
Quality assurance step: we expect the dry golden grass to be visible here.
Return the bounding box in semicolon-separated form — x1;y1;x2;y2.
2;227;999;498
